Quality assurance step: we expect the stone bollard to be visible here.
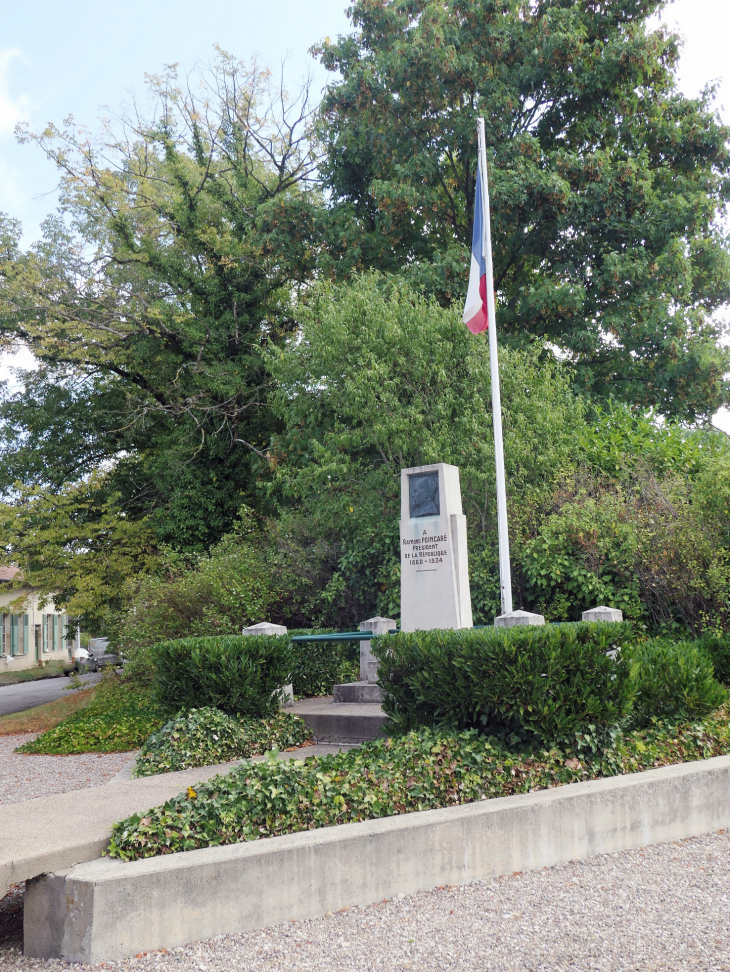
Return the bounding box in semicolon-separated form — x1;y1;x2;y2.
332;616;397;704
494;609;545;628
582;606;623;623
241;622;293;707
359;616;398;684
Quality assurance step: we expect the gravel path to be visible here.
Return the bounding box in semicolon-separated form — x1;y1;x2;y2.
0;735;137;806
2;830;730;970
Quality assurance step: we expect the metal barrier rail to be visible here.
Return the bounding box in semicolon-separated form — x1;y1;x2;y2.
290;631;398;644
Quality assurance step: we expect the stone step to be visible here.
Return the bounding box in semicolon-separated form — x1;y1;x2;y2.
332;681;384;704
291;697;388;744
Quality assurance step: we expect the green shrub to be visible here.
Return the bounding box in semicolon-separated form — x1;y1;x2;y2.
289;629;359;697
150;634;293;718
17;680;165;754
372;622;638;746
109;707;730;861
631;639;727;726
695;632;730;686
133;707;312;777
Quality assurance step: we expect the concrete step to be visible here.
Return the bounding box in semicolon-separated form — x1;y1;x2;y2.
291;697;388;744
332;681;384;704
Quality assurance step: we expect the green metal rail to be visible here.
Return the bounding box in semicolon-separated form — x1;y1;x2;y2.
290;630;398;643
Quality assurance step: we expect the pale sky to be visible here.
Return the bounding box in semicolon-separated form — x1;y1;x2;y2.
1;0;729;424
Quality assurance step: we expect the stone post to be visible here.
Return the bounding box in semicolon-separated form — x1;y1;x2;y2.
582;606;623;623
241;622;292;707
359;616;397;684
494;609;545;628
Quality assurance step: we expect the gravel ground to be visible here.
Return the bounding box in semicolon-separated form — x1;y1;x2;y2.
0;735;137;806
2;830;730;970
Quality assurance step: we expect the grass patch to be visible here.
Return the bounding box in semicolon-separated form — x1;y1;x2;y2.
0;662;67;686
0;688;95;736
134;707;313;777
16;676;166;754
109;706;730;861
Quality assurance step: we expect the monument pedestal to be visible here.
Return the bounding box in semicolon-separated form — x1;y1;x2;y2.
400;463;473;632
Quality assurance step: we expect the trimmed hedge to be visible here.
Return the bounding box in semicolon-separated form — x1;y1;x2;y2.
371;622;638;745
150;634;293;718
632;639;727;725
133;707;312;777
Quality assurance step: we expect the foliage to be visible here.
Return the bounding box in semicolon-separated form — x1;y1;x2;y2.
289;630;359;698
111;510;279;676
268;275;583;626
630;639;727;726
150;634;293;718
315;0;730;419
17;678;165;754
696;632;730;686
133;707;311;777
108;706;730;861
0;52;321;553
372;622;637;745
0;473;159;630
520;461;730;631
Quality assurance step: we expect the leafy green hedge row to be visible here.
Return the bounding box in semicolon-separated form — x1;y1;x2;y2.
109;706;730;861
150;634;293;717
134;708;311;777
371;623;727;746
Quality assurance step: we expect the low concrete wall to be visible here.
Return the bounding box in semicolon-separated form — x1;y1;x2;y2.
25;754;730;963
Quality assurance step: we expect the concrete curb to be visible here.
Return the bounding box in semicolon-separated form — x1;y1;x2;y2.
25;753;730;963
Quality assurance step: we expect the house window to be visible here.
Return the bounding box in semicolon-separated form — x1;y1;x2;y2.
42;615;52;653
10;615;18;656
23;614;28;655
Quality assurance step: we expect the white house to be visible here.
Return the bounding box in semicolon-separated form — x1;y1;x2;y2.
0;567;75;673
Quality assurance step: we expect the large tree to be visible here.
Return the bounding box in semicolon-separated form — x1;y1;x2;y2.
0;53;320;549
314;0;730;419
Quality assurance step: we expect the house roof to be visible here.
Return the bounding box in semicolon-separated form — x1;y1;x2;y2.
0;567;21;582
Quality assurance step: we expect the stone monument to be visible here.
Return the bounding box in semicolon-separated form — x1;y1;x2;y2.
400;463;473;632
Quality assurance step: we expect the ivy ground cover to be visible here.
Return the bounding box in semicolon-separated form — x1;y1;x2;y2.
109;706;730;861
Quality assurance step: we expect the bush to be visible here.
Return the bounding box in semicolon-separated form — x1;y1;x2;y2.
695;632;730;686
133;707;312;777
631;639;727;726
372;622;638;746
150;634;293;718
289;629;359;697
17;679;165;754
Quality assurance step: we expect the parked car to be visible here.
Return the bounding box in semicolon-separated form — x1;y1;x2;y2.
64;647;124;674
91;651;124;672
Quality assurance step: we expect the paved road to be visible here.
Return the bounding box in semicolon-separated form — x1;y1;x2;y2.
0;673;100;716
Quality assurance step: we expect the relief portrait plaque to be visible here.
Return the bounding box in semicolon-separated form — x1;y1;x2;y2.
409;471;440;518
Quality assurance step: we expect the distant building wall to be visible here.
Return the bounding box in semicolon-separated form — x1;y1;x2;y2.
0;586;72;673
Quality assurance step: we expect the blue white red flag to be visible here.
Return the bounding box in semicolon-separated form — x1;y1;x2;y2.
463;162;488;334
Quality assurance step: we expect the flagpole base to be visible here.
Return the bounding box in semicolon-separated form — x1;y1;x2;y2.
494;609;545;628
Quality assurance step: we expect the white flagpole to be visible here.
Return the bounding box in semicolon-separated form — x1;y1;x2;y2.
478;117;513;616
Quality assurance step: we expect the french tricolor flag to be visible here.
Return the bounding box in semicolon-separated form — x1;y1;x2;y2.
462;162;488;335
